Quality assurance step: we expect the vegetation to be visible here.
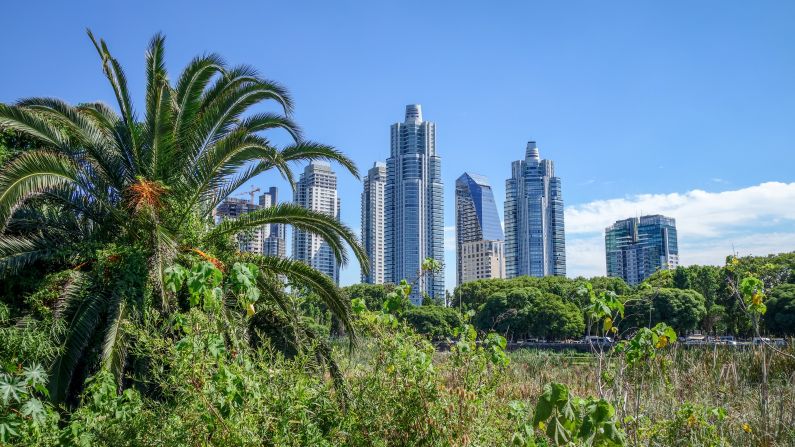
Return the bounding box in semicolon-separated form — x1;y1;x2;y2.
1;32;794;446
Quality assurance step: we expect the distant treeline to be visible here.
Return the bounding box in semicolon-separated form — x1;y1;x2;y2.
341;252;795;340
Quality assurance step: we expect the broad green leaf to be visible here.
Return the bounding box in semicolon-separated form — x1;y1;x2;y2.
21;397;47;424
0;376;26;404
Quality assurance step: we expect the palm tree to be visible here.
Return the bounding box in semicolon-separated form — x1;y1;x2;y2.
0;31;367;402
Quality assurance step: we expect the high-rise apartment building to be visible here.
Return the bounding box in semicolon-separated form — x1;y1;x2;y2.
385;104;444;305
361;162;387;284
258;187;286;258
214;197;264;254
455;173;505;285
504;141;566;278
215;188;288;257
293;162;341;284
605;214;679;285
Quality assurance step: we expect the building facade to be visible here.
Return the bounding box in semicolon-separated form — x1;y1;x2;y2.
455;173;505;285
460;240;505;285
361;162;387;284
214;197;264;254
293;162;341;284
258;187;286;258
504;141;566;278
605;214;679;285
385;104;445;305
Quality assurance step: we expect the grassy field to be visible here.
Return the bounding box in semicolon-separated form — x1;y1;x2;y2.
492;346;795;446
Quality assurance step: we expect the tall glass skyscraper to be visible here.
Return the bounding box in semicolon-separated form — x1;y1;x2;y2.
504;141;566;278
361;162;387;284
293;162;341;284
455;173;505;285
385;105;444;305
605;214;679;285
258;187;286;258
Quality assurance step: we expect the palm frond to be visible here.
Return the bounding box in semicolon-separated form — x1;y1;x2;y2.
246;254;356;341
205;204;368;271
172;54;225;145
76;102;135;181
0;103;68;150
143;33;175;180
177;133;292;220
239;112;301;142
86;29;141;174
53;271;87;319
49;291;105;403
0;234;57;277
280;142;360;179
15;98;128;189
0;150;79;230
101;296;127;384
189;79;294;166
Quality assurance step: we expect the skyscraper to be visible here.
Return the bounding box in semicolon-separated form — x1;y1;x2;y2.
455;173;505;285
385;104;444;305
605;214;679;285
504;141;566;278
214;197;264;254
361;162;387;284
293;162;341;284
258;187;286;258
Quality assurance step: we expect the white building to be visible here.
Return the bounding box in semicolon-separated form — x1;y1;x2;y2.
361;162;387;284
214;198;265;254
293;162;341;284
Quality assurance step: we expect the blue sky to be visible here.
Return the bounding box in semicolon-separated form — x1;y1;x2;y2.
2;1;794;287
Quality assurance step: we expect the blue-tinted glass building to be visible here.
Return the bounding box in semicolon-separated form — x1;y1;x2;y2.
385;105;444;305
605;214;679;285
455;173;505;285
504;142;566;278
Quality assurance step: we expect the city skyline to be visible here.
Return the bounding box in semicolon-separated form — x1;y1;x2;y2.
3;2;795;287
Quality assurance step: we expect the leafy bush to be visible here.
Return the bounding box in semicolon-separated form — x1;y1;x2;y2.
401;305;462;339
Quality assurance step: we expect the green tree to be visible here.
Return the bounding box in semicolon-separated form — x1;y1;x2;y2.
0;32;367;402
473;287;584;340
672;266;692;289
343;283;394;311
623;288;707;334
765;284;795;335
402;305;463;340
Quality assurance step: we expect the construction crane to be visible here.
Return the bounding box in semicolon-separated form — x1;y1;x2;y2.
236;185;261;205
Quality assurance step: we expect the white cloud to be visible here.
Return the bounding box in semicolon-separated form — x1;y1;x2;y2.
565;182;795;278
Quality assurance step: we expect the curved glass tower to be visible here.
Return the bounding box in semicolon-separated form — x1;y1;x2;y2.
455;173;505;285
385;105;445;305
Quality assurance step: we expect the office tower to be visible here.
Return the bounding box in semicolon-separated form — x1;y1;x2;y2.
455;173;505;285
361;162;387;284
385;104;444;305
293;162;341;284
258;187;286;258
605;214;679;285
504;141;566;278
214;197;264;254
